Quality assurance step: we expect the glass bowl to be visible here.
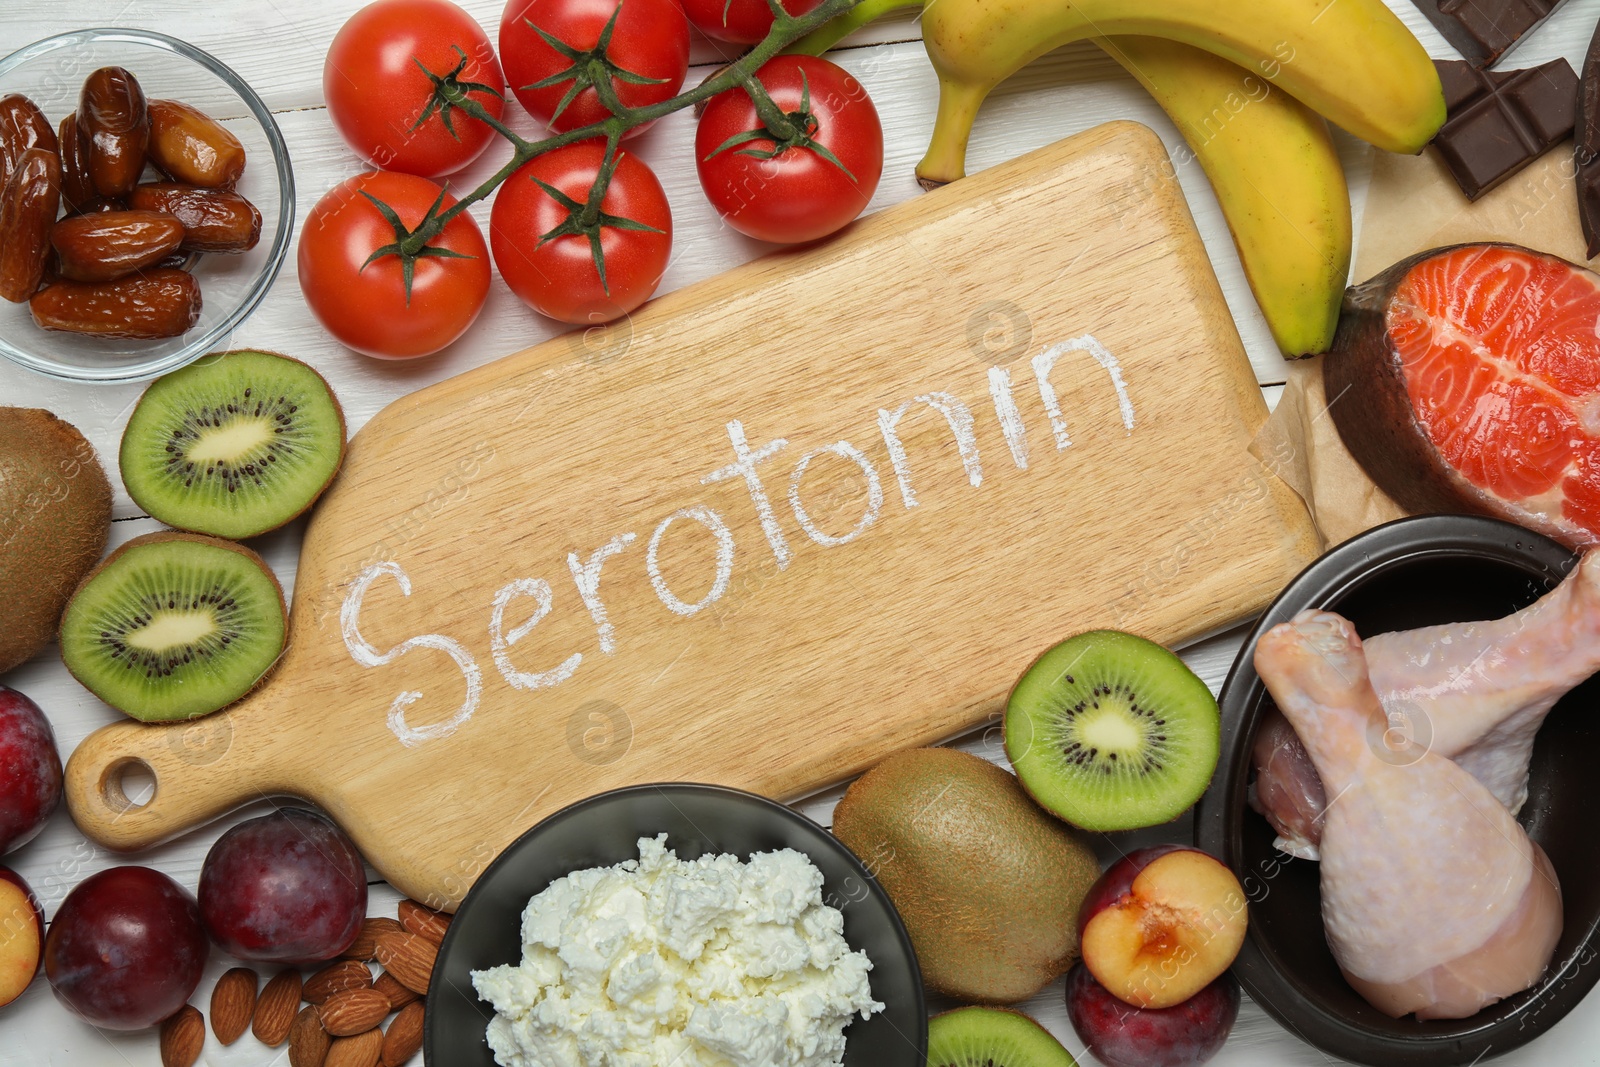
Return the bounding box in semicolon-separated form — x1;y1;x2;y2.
0;28;292;384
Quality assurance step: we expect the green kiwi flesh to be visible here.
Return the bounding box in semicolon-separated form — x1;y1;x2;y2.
927;1006;1078;1067
1005;630;1219;832
59;531;287;721
120;349;346;539
0;408;112;674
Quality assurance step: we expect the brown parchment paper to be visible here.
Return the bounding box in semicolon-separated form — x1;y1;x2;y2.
1250;143;1594;548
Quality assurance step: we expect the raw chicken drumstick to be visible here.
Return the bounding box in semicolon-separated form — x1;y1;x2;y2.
1254;611;1562;1020
1252;551;1600;858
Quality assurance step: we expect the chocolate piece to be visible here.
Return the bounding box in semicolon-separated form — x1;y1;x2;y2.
1429;58;1576;201
1577;19;1600;258
1411;0;1569;69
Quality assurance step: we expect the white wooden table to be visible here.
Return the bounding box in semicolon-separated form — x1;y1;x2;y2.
6;1;1600;1063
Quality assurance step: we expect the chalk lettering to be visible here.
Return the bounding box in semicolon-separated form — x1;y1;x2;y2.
702;420;792;568
876;392;982;509
648;505;735;616
490;578;582;689
341;562;482;747
789;442;883;547
987;365;1029;469
1033;335;1135;450
567;533;637;655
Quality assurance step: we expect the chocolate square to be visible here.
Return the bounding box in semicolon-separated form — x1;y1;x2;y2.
1430;58;1578;200
1414;0;1568;68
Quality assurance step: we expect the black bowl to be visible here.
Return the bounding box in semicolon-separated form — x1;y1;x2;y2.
425;783;928;1066
1195;514;1600;1065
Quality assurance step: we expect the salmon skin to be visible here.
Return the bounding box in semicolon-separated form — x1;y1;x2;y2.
1327;243;1600;548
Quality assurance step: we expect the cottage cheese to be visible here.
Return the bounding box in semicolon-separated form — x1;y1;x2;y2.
471;835;884;1067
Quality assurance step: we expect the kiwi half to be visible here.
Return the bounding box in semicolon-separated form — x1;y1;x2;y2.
120;349;346;539
1005;630;1219;832
928;1007;1077;1067
59;531;287;721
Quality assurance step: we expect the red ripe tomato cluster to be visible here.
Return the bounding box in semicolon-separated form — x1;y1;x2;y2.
299;0;882;360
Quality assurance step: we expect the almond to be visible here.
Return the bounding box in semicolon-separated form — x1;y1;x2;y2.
381;1001;424;1066
319;987;392;1037
397;899;450;945
374;930;437;995
325;1029;384;1067
253;967;304;1046
289;1004;333;1067
343;917;404;961
305;959;374;1004
159;1004;204;1067
373;971;419;1011
209;966;258;1045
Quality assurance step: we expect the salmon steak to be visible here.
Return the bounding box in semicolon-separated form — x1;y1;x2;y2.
1326;243;1600;547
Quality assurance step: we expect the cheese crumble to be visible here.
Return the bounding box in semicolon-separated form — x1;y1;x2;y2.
471;834;884;1067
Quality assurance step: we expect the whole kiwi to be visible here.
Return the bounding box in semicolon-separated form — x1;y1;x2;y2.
832;747;1102;1004
0;409;112;675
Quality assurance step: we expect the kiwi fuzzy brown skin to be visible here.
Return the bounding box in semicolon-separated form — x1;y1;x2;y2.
1323;242;1589;547
58;530;288;714
121;349;349;539
0;408;112;675
831;747;1102;1004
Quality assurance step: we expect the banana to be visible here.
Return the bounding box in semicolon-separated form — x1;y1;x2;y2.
1102;35;1350;356
917;0;1443;186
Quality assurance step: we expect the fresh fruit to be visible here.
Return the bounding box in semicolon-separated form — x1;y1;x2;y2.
58;531;288;721
0;147;61;303
0;867;45;1009
926;1006;1076;1067
914;0;1444;185
1005;630;1219;832
119;349;347;539
0;687;63;855
325;0;506;178
1325;243;1600;549
696;54;882;245
1077;846;1247;1010
211;965;259;1044
490;140;671;324
44;866;208;1030
199;807;368;965
130;183;262;254
51;209;187;282
684;0;825;44
79;66;149;199
31;268;202;338
299;170;491;358
500;0;690;137
830;747;1100;1003
0;408;112;675
1066;962;1239;1067
1099;36;1350;358
146;99;246;188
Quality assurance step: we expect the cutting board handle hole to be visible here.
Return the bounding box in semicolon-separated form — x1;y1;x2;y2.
101;758;156;812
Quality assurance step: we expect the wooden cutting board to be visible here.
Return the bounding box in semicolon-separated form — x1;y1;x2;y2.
65;121;1317;908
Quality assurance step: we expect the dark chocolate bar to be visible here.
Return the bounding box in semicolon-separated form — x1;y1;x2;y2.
1411;0;1569;69
1577;19;1600;258
1429;58;1576;201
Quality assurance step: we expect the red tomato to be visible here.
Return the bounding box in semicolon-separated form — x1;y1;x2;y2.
490;141;671;324
299;171;492;359
500;0;689;137
695;55;882;244
682;0;824;44
324;0;506;178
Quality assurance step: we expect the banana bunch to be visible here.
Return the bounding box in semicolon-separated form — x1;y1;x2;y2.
791;0;1440;357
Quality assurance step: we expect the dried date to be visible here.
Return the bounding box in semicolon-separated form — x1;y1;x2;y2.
30;268;200;338
52;210;186;282
56;112;97;214
79;66;148;199
0;148;62;303
147;100;245;188
0;94;57;188
129;182;259;253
